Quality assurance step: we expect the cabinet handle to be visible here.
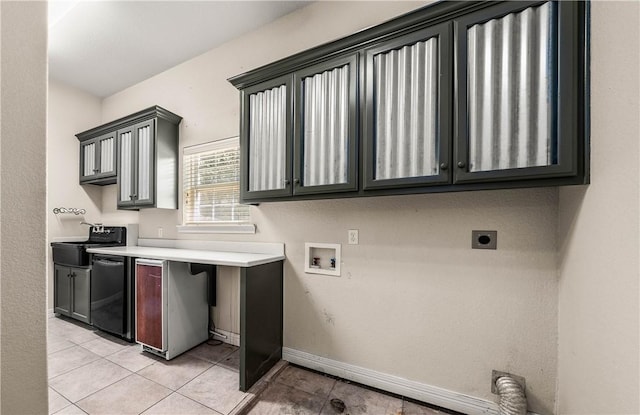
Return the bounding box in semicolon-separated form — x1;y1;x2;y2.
440;163;448;171
293;178;300;185
284;179;290;186
457;161;466;169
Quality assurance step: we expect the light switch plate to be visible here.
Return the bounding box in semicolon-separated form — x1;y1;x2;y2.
472;230;497;249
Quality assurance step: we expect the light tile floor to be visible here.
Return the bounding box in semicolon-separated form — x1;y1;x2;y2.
48;316;452;415
48;316;243;415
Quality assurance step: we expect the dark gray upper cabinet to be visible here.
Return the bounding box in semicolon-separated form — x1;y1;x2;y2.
453;1;583;184
230;0;588;203
363;23;452;190
293;54;358;195
240;55;358;201
117;119;157;208
116;109;181;210
78;132;117;185
241;75;293;201
76;106;181;209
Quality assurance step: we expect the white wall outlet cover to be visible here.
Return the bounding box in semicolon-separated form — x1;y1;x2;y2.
348;229;359;245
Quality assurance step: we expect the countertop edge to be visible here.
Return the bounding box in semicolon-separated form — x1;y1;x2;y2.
85;246;285;268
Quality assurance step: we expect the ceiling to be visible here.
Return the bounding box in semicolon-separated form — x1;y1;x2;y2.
48;1;310;98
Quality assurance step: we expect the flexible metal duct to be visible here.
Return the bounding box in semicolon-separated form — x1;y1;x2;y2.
495;376;527;415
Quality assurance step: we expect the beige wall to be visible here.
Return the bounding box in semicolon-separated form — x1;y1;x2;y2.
557;2;640;414
46;81;140;310
47;80;105;310
0;1;49;413
48;80;105;237
94;2;560;412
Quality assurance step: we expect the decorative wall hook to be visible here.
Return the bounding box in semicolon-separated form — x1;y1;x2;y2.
52;207;86;215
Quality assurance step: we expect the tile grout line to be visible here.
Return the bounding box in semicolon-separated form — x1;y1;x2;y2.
62;368;138;407
173;391;226;415
317;377;339;415
48;355;103;381
229;360;289;415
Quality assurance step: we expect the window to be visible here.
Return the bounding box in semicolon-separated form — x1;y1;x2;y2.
182;137;251;229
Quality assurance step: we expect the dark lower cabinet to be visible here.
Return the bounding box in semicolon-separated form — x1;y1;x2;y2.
135;260;164;351
54;265;91;324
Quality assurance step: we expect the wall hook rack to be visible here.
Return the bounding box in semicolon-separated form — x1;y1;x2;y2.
52;207;86;215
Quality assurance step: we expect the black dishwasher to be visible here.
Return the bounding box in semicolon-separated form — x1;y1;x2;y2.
91;255;134;341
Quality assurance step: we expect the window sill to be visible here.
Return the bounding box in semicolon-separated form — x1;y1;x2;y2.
177;224;256;234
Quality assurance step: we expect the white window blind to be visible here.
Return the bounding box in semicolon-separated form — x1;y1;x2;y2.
183;137;250;224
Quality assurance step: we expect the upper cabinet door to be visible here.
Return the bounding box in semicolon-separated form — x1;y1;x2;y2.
454;1;581;183
79;132;116;184
117;126;136;207
241;75;293;201
80;139;97;182
363;24;452;190
117;120;156;208
293;54;358;195
134;120;156;207
97;133;116;176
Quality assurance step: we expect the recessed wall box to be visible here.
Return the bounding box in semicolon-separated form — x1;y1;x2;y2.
305;243;341;277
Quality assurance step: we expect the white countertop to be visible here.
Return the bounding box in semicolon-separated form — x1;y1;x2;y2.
86;246;285;267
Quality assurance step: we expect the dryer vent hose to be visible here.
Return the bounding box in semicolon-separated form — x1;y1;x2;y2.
495;376;527;415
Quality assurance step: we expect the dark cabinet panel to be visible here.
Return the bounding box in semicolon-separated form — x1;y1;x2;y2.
79;132;117;185
54;265;90;324
293;54;359;195
117;119;158;208
70;268;91;323
241;75;293;201
453;1;584;183
54;265;72;316
135;262;164;351
363;24;452;190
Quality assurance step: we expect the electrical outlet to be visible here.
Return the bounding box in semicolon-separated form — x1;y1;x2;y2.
158;227;163;238
348;229;359;245
472;230;497;249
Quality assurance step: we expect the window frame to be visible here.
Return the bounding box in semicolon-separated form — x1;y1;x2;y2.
180;137;254;234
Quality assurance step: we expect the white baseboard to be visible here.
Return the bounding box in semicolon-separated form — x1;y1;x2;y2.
212;328;240;347
282;347;499;415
